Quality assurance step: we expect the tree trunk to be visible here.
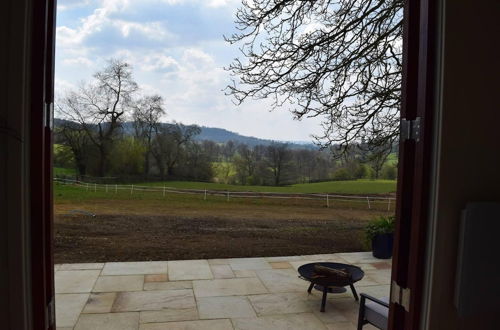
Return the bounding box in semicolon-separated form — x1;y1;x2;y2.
98;145;106;177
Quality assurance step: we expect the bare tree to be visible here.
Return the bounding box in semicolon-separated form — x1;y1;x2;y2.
266;143;291;186
58;59;138;176
366;142;393;179
151;124;201;178
226;0;403;152
133;95;165;176
55;120;91;178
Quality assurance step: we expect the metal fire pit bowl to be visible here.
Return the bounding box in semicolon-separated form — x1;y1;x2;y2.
298;262;364;312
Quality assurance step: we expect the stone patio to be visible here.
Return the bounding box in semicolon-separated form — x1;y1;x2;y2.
55;252;391;330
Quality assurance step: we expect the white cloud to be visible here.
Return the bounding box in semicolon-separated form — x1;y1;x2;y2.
55;0;323;141
161;0;240;8
57;0;92;11
62;56;94;67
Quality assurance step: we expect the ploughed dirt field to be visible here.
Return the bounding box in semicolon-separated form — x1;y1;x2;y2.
54;184;393;263
55;213;370;263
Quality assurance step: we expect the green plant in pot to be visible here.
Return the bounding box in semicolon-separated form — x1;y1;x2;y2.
366;215;395;259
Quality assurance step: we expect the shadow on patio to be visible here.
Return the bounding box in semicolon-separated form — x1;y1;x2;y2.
55;252;390;330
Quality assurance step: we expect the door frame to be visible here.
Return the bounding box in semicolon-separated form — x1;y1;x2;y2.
389;0;441;328
24;0;441;328
30;0;57;329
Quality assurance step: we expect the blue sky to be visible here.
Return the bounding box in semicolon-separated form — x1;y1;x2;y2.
55;0;322;141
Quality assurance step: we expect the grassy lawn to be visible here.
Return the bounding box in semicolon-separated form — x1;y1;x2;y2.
54;167;76;176
54;182;395;217
137;179;396;195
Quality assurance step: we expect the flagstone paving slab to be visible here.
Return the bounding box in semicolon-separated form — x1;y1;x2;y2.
112;289;196;312
193;277;268;298
74;312;139;330
197;296;256;319
145;274;168;282
336;252;381;264
93;275;144;292
55;254;391;330
82;292;117;313
59;263;104;270
168;260;213;281
229;257;273;271
140;307;199;324
209;264;235;279
140;319;233;330
256;269;306;293
55;270;100;293
269;261;292;269
233;270;257;278
144;280;193;291
102;261;168;276
265;255;305;262
232;313;328;330
55;293;89;327
248;292;313;316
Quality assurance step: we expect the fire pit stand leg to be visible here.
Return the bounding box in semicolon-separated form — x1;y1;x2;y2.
349;284;359;301
307;282;314;294
320;286;328;312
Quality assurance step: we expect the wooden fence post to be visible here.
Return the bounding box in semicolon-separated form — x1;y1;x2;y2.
366;197;371;209
326;194;329;208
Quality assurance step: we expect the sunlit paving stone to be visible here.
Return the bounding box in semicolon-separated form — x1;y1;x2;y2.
102;261;168;276
209;264;235;279
232;313;328;330
55;270;100;294
144;274;168;283
59;263;104;270
82;292;117;314
93;275;144;293
197;296;257;319
112;289;196;312
139;319;233;330
255;269;306;293
168;260;213;281
193;278;268;297
55;293;89;328
269;261;292;269
139;307;199;324
228;257;273;271
74;312;139;330
55;253;392;329
143;280;193;291
247;292;313;316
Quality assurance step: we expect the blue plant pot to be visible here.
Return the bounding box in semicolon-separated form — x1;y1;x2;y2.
371;233;394;259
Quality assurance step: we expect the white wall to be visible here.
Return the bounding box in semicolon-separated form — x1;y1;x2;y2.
425;0;500;329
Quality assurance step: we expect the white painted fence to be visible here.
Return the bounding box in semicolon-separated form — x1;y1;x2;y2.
54;178;396;211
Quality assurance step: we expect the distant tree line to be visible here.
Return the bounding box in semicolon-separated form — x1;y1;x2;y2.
55;60;397;185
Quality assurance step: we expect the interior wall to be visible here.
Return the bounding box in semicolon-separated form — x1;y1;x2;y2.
0;0;33;329
426;0;500;329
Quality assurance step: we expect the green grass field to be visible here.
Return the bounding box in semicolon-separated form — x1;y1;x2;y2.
54;167;76;176
137;179;397;195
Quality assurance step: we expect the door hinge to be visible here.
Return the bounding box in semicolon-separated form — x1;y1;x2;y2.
391;280;411;312
46;298;55;329
400;117;421;142
44;102;54;130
